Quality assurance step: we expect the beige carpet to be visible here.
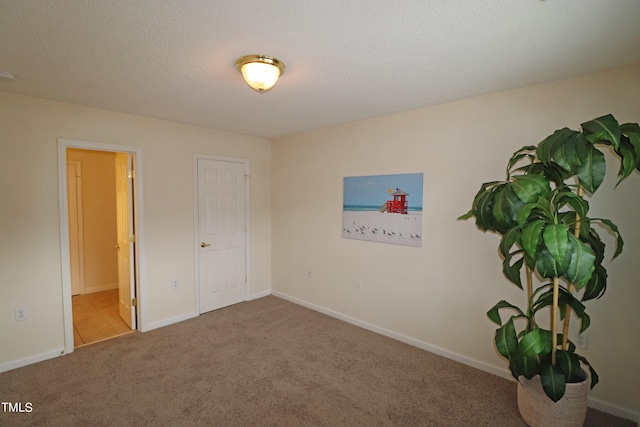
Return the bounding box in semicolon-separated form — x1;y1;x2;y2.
0;296;634;426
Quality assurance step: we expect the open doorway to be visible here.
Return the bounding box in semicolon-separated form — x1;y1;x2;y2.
58;139;144;354
66;149;135;346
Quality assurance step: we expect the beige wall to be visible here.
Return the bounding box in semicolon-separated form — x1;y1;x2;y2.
271;65;640;417
67;149;118;293
0;92;272;366
1;65;638;419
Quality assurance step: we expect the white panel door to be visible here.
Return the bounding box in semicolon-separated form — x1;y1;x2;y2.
115;153;136;329
197;158;247;313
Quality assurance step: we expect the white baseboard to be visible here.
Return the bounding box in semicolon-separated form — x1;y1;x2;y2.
83;282;118;294
272;291;511;379
247;290;271;301
145;311;198;331
145;291;271;331
271;290;639;425
0;348;64;374
588;396;640;425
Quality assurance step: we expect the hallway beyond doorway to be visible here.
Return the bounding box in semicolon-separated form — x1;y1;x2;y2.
72;289;134;347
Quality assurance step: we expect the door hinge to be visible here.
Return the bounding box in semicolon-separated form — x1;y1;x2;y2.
128;169;135;179
130;234;135;243
131;298;138;307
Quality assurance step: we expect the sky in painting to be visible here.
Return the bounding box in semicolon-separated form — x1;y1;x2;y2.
343;173;423;208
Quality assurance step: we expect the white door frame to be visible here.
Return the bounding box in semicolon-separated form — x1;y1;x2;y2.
58;139;147;355
66;159;86;296
193;154;250;314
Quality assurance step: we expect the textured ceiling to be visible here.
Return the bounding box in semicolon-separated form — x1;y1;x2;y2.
1;1;639;139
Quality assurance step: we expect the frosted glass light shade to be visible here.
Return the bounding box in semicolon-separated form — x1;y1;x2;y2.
240;62;280;92
235;55;286;93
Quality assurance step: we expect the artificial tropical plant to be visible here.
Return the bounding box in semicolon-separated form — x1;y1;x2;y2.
459;114;640;402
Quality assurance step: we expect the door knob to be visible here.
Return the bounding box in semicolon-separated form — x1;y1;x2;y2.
200;242;211;248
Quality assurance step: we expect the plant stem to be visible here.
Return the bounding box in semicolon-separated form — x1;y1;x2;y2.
526;265;536;330
561;185;584;350
552;276;560;365
561;292;573;350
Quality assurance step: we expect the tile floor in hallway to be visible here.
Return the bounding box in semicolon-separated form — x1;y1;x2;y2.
72;288;134;347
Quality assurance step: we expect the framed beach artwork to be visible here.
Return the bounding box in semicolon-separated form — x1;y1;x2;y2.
342;173;423;247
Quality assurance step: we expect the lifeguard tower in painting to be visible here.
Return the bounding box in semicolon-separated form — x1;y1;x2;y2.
380;188;409;214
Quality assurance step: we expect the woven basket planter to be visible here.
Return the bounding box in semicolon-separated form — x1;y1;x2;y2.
517;372;589;427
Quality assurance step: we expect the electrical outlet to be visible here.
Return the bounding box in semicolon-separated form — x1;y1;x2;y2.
15;307;27;321
576;332;588;349
172;280;179;289
354;280;362;292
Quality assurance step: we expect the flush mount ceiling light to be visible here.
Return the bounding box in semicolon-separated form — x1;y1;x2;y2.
235;54;286;93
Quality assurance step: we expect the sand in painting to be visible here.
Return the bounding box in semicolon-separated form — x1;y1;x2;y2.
342;211;422;247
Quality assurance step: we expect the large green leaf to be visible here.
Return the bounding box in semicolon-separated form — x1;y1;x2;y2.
621;122;640;172
532;287;565;313
534;195;555;222
495;318;519;360
557;212;589;242
499;227;520;258
510;353;539;379
519;329;545;357
502;251;524;289
584;228;606;264
492;186;524;233
507;145;537;176
472;190;495;231
487;300;525;326
536;245;570;279
525;162;569;186
576;354;599;389
563;234;596;288
578;217;591;240
562;291;591;334
521;220;544;264
551;132;580;173
581;114;621;149
554;188;589;220
582;264;608;301
537;128;576;163
556;350;581;382
532;287;591;335
592;218;624;259
542;224;570;274
575;137;606;193
539;363;566;402
516;203;538;227
572;300;591;334
615;137;637;185
468;182;501;231
511;174;552;204
621;123;640;147
538;328;554;354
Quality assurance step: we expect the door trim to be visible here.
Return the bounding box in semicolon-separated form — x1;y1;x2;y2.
58;139;147;355
66;159;86;295
193;154;250;314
